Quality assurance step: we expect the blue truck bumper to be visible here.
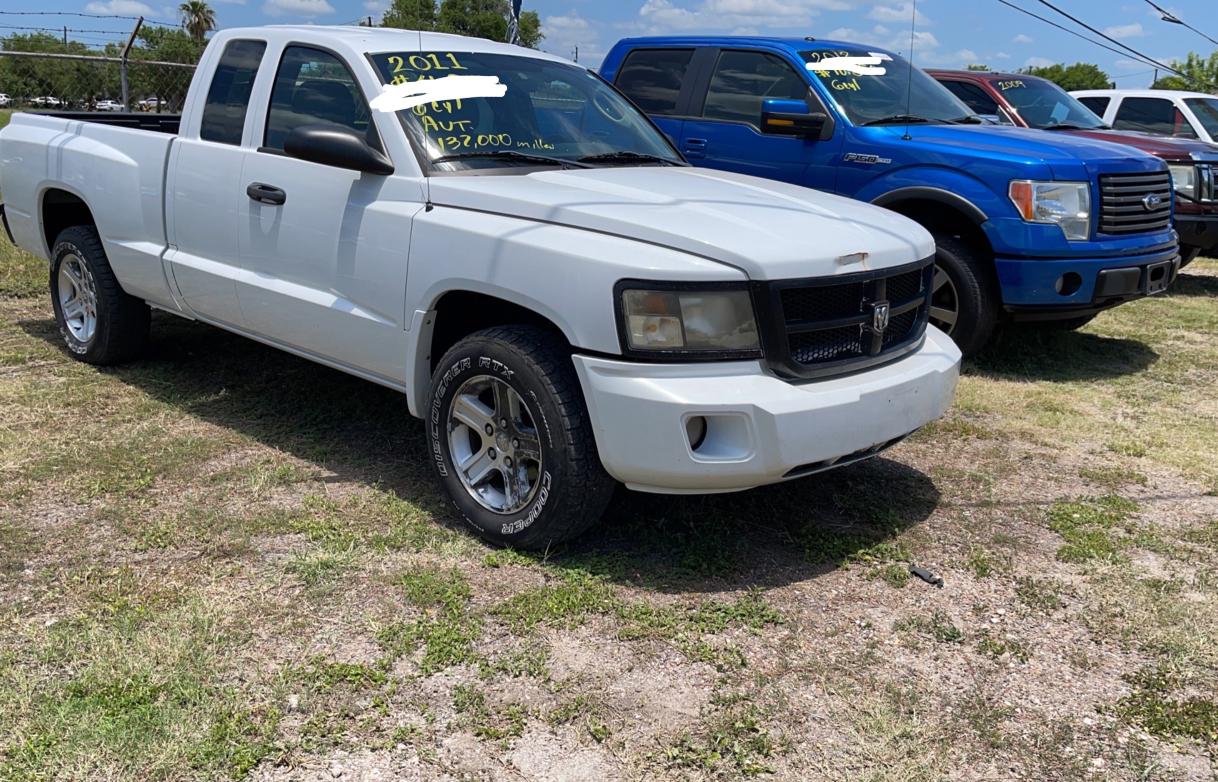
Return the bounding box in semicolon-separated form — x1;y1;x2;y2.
996;244;1180;317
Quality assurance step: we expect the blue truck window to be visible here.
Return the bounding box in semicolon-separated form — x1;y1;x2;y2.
701;50;809;126
200;39;266;145
615;49;694;115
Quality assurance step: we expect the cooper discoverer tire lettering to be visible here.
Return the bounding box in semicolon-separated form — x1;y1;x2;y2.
427;326;615;548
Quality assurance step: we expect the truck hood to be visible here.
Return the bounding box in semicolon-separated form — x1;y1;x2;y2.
1057;129;1218;162
426;167;933;281
881;124;1169;179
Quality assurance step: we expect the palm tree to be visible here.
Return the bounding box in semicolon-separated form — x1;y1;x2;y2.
179;1;216;45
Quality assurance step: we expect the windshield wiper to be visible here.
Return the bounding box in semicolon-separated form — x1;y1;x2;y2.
948;115;986;124
1041;123;1093;131
576;151;682;166
861;114;935;126
431;150;591;168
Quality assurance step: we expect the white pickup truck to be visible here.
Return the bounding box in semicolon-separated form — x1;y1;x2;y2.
0;26;960;547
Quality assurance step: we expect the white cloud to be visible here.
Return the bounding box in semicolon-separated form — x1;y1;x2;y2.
868;3;929;25
1013;33;1033;44
1102;22;1145;37
1024;56;1055;68
363;0;387;10
541;13;600;63
263;0;334;16
637;0;850;34
84;0;153;14
994;51;1011;59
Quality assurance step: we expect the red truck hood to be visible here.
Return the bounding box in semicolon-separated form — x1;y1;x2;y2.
1061;129;1218;162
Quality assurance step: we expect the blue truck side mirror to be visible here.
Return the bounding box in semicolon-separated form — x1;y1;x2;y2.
760;98;828;138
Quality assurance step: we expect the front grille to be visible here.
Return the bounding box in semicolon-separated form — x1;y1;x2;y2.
1099;171;1173;235
761;260;933;378
1199;163;1216;204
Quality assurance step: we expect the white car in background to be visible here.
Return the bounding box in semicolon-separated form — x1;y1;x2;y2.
95;100;124;112
0;94;10;108
1072;89;1218;145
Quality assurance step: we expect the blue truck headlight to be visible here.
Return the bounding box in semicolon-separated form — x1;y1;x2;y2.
618;285;761;357
1009;180;1091;242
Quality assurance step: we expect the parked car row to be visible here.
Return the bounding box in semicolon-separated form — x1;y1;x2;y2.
0;26;1210;548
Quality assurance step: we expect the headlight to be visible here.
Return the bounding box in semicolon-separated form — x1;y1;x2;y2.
1169;164;1197;200
1009;180;1091;241
618;284;761;356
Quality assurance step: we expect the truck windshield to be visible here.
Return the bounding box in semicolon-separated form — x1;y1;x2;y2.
369;51;683;171
989;77;1106;129
1184;97;1218;138
800;47;971;126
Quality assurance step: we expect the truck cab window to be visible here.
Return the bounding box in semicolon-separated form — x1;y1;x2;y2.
264;45;378;151
615;49;694;115
1113;97;1197;138
1076;96;1109;115
940;81;998;116
700;50;809;126
200;39;266;145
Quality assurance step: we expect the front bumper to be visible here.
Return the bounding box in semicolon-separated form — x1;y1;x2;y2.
1176;214;1218;254
572;326;961;494
996;243;1180;317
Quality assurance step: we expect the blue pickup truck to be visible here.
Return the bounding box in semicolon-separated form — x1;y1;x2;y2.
601;38;1181;354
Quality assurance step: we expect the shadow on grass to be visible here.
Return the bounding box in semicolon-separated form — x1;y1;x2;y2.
21;313;939;593
1167;269;1218;298
970;329;1158;382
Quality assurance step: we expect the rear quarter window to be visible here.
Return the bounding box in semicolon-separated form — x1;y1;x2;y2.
1076;95;1110;115
200;39;267;145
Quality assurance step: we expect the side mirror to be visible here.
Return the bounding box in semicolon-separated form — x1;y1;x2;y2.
283;125;394;175
760;98;828;138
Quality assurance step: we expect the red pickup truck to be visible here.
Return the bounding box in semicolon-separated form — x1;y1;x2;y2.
930;69;1218;266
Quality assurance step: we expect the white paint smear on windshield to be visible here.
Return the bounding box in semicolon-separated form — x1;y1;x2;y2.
370;74;507;113
806;54;890;75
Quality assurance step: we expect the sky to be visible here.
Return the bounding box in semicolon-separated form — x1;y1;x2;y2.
2;0;1216;87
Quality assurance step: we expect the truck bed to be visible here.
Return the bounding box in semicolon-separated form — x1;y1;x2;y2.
42;112;180;134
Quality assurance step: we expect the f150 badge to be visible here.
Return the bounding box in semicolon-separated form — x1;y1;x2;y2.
843;152;892;165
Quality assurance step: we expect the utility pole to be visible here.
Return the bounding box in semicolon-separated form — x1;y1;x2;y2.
572;45;578;62
63;26;68;45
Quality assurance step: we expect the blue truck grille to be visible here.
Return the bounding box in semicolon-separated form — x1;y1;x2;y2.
758;260;933;379
1098;172;1173;236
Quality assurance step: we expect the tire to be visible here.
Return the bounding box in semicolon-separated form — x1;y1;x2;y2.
1180;247;1200;268
928;233;1000;357
50;226;150;365
426;326;615;549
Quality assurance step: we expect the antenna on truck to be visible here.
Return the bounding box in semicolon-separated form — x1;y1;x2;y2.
902;0;918;140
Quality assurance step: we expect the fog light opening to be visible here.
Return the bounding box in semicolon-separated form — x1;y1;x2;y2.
685;415;708;452
1056;272;1083;296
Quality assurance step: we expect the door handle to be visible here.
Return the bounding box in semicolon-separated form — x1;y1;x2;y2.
683;137;707;159
246;182;286;206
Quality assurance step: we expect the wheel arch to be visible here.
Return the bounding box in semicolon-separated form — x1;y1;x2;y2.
872;192;994;260
40;187;97;257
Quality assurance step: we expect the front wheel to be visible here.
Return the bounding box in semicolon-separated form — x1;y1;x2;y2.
928;233;1000;357
427;326;615;549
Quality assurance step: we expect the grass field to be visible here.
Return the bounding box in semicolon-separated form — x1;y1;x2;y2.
0;236;1216;781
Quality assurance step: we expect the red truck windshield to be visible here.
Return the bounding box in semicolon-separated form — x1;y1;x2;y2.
989;77;1106;130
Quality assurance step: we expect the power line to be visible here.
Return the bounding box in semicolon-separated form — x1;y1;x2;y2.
1141;0;1218;48
994;0;1170;72
0;10;177;27
1030;0;1186;78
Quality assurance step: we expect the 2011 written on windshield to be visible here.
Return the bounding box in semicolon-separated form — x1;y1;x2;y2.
377;52;555;153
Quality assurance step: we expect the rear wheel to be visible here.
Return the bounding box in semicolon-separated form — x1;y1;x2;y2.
928;233;1000;357
427;326;615;549
50;226;149;365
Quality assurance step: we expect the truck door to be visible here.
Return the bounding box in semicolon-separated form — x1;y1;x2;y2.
165;38;267;327
678;49;841;190
235;43;424;384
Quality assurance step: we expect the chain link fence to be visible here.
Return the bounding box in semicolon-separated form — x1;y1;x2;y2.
0;51;195;112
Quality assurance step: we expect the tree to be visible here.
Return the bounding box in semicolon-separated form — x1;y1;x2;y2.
966;64;990;71
382;0;436;31
179;1;216;45
1154;51;1218;91
380;0;543;48
1020;62;1111;91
